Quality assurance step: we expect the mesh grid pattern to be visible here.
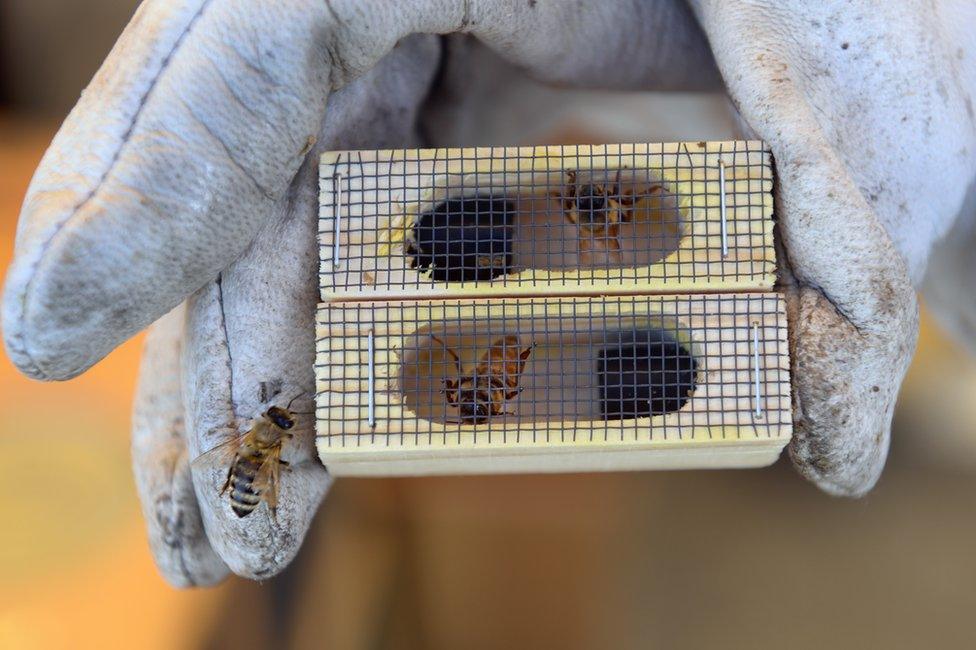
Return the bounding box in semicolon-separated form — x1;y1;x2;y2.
319;141;773;299
316;294;790;450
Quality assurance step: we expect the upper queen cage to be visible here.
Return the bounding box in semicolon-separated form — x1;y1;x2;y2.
320;142;774;299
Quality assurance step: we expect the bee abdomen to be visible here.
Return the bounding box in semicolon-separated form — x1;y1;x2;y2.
231;501;257;518
229;456;264;518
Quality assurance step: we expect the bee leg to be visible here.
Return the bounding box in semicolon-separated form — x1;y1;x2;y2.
566;170;577;187
562;207;578;227
442;379;460;401
610;169;622;197
605;222;623;265
578;234;592;263
219;466;233;496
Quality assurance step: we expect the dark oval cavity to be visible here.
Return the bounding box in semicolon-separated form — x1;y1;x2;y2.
597;329;697;419
408;195;515;282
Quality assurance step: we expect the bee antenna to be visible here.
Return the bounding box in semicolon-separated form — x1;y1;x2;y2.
430;334;462;371
284;393;307;412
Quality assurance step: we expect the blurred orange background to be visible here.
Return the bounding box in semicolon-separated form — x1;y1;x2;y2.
2;4;976;649
0;118;229;649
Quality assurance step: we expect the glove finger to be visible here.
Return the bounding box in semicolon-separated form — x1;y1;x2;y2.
697;2;975;494
183;37;439;579
3;0;724;382
0;0;413;381
132;301;228;587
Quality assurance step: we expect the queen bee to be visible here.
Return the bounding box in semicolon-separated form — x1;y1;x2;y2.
432;334;535;424
559;169;662;264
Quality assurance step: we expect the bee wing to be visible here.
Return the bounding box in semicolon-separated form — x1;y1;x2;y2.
478;336;534;389
251;445;283;513
190;435;244;470
430;334;463;372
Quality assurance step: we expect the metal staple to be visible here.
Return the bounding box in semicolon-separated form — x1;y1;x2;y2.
367;328;376;428
719;160;728;258
332;173;342;268
752;322;762;417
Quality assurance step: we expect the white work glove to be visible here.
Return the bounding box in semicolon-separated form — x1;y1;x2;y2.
3;1;974;586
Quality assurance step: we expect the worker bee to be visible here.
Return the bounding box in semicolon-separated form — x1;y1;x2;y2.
192;394;304;519
432;334;535;424
560;169;637;244
560;169;666;265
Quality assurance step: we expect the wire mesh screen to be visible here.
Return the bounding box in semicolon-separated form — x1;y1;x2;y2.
319;141;774;299
316;294;791;453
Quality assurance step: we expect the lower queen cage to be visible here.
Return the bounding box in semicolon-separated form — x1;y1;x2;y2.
319;141;774;299
316;294;792;475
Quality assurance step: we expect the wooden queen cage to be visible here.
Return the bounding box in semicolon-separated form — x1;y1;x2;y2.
317;142;791;475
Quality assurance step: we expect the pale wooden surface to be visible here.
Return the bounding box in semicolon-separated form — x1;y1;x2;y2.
319;141;774;300
316;294;791;476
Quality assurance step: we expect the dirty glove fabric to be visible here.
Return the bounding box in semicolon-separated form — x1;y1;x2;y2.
694;1;976;493
4;0;975;585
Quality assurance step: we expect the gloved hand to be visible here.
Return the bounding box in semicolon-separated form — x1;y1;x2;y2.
3;0;974;586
